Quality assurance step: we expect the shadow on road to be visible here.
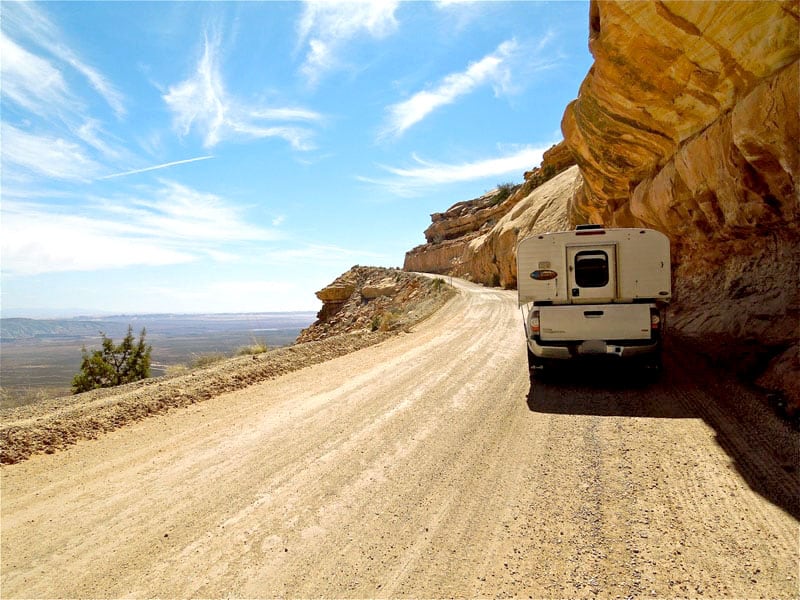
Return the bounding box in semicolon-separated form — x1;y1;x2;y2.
525;349;800;522
526;362;695;420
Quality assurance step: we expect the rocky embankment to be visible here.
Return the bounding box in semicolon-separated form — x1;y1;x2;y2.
405;1;799;411
0;268;453;464
297;266;453;343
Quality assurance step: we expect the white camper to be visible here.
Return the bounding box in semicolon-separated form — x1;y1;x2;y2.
517;225;671;376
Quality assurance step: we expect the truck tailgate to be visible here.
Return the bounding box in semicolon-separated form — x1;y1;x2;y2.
539;304;652;341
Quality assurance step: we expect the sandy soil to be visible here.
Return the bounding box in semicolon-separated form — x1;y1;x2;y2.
1;279;797;598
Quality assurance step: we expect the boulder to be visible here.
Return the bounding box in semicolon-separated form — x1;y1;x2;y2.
362;278;397;299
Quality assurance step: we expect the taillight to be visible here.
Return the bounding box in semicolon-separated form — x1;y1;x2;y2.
531;310;541;334
650;309;661;330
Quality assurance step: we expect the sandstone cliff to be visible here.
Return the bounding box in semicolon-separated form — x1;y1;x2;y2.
404;142;577;286
404;1;799;409
562;0;799;408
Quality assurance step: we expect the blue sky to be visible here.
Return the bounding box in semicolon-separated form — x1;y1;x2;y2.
1;1;591;316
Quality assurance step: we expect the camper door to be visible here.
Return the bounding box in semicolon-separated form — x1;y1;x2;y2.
567;244;617;302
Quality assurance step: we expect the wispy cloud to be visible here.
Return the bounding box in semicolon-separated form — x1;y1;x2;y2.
1;123;103;182
164;32;322;150
1;181;281;276
297;1;399;86
0;31;74;118
1;1;125;118
99;156;214;180
1;206;195;276
382;32;561;139
382;39;520;138
0;3;130;182
358;146;547;196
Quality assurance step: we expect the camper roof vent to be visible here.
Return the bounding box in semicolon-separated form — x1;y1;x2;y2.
575;224;604;231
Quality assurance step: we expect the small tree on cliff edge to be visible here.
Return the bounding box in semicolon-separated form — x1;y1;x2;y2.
72;326;152;393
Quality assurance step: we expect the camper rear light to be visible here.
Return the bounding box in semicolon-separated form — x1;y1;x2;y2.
650;310;661;329
531;310;541;334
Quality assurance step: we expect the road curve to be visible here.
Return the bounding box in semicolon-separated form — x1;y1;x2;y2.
1;279;797;598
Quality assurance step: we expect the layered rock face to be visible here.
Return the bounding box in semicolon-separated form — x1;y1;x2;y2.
562;0;799;406
563;1;798;226
405;1;798;407
404;142;577;285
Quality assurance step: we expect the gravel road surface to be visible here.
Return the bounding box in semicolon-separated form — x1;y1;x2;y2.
2;279;797;598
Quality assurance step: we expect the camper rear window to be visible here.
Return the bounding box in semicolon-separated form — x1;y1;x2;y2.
575;251;609;287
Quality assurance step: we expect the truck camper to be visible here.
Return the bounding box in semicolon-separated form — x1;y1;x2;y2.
517;225;671;378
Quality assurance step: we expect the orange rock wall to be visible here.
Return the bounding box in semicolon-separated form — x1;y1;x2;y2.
561;1;799;404
563;0;799;226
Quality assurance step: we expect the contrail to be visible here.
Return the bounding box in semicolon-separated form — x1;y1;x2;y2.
98;155;214;180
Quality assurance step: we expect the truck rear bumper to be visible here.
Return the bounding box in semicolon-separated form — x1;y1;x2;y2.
527;337;661;360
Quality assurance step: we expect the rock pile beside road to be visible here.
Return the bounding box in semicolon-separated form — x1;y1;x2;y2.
297;266;453;343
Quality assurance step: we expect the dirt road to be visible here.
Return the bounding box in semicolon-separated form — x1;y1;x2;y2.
2;279;797;598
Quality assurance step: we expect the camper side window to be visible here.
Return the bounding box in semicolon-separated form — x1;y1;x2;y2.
574;251;609;287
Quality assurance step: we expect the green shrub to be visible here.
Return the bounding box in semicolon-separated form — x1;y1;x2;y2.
72;326;152;393
492;182;516;205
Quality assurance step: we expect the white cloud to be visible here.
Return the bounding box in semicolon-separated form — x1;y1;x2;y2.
382;39;520;138
358;146;547;196
1;208;195;276
90;180;281;243
75;119;124;161
164;32;321;150
1;181;281;276
1;123;103;182
1;2;125;118
0;4;130;180
0;32;74;117
297;0;399;86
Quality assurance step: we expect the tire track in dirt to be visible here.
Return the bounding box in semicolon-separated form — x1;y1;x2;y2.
1;279;797;599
